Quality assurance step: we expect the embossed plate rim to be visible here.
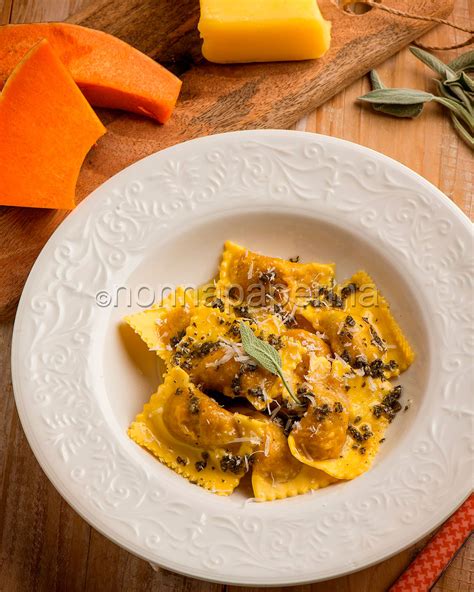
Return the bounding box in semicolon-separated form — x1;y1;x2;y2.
11;130;473;586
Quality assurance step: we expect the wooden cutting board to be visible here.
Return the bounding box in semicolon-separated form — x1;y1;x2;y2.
0;0;454;319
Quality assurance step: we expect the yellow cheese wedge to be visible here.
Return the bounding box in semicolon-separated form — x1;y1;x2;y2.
198;0;331;64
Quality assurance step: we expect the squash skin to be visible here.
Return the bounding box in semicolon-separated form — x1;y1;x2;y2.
0;23;182;123
0;39;106;210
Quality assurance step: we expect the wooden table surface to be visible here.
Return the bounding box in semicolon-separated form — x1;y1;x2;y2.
0;1;472;591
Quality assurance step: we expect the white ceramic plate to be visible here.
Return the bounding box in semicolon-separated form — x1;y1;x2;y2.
12;131;473;586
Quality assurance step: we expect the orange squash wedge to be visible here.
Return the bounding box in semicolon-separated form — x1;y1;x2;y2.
0;39;106;210
0;23;182;123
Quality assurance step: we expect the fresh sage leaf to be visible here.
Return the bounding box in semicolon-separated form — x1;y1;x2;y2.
434;79;455;100
410;46;473;115
443;71;474;113
239;321;298;404
372;103;425;118
449;113;474;149
370;70;386;90
410;46;455;80
444;71;474;94
435;78;473;115
360;50;474;149
367;70;424;118
444;71;474;104
434;96;474;131
449;50;474;73
460;72;474;93
359;88;434;105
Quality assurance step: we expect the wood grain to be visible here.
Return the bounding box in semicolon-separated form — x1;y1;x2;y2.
67;0;203;74
0;0;457;318
433;535;473;591
10;0;94;22
0;1;473;591
0;0;12;24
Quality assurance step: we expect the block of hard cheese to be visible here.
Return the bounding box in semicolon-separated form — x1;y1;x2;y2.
198;0;331;64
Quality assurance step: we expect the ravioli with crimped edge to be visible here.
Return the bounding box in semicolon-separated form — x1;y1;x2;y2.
125;242;414;500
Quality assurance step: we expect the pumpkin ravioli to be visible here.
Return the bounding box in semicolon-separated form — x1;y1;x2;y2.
125;243;414;499
217;241;335;311
289;376;393;480
125;287;197;366
341;271;415;373
129;367;267;495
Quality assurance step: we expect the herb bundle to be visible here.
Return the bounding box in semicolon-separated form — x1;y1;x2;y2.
359;48;474;149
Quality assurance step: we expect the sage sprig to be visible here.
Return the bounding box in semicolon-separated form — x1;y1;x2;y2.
369;70;424;118
358;47;474;149
449;51;474;73
239;321;299;404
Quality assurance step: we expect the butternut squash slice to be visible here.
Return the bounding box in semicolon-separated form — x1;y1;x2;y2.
0;23;182;123
0;40;106;210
